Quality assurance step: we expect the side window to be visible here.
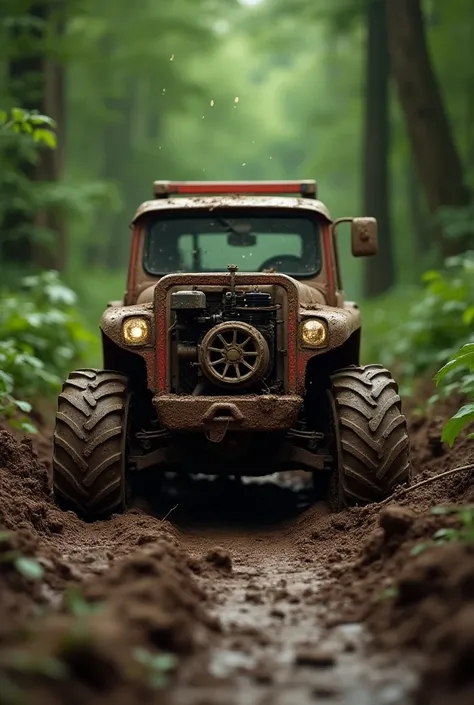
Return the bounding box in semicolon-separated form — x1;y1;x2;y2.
332;231;343;291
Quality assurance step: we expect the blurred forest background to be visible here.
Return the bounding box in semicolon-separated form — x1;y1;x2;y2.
1;0;474;424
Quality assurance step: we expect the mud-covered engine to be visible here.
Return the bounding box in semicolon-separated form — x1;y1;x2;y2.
170;288;279;394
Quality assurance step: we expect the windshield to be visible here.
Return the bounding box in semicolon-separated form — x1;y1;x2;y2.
143;210;322;277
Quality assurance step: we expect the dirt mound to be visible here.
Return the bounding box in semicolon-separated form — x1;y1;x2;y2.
0;430;73;639
296;398;474;705
1;539;218;705
1;386;473;704
0;428;217;704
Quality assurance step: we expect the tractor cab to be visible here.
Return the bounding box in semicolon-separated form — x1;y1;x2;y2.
124;180;376;308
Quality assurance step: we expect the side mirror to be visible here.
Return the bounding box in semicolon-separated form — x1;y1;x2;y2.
351;217;378;257
331;216;378;257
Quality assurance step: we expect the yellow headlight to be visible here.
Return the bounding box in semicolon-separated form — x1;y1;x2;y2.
122;317;150;346
300;319;327;348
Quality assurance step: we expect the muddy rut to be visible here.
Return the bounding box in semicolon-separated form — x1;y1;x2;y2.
0;399;473;705
169;505;417;705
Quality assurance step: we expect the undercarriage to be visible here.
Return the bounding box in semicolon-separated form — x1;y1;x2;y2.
128;424;333;477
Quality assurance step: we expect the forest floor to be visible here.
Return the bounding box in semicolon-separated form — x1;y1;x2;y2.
0;390;473;705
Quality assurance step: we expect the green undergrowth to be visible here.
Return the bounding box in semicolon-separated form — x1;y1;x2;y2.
361;251;474;399
0;271;93;431
66;268;126;366
410;505;474;557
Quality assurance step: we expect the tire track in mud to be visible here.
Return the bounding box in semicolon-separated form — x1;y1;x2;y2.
1;404;473;705
156;477;418;705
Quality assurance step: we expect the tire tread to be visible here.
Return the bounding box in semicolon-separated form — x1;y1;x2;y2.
52;368;129;519
330;364;411;508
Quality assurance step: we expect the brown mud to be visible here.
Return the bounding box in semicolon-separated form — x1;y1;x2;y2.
0;393;472;705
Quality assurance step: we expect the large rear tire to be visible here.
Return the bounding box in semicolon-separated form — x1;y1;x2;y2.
329;364;410;509
52;369;130;520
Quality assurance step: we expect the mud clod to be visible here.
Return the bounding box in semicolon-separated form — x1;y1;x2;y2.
204;546;233;573
379;505;415;539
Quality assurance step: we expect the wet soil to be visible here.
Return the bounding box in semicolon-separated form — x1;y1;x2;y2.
0;393;473;705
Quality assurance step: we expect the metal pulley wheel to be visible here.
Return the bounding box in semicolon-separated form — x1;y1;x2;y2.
199;321;270;387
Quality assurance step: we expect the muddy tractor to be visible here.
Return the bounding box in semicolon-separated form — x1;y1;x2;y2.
52;180;410;519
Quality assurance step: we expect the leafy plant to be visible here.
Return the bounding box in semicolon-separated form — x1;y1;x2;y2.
0;271;93;430
0;108;57;148
363;252;474;394
0;531;44;581
410;504;474;555
64;587;104;617
436;203;474;242
133;648;177;689
0;652;67;705
4;651;67;680
435;343;474;446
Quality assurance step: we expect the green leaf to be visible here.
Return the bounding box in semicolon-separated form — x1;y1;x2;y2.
463;307;474;325
410;543;429;556
421;270;441;283
435;347;474;384
150;654;177;671
433;528;459;542
134;647;153;666
441;403;474;446
7;652;68;680
29;114;56;127
430;506;452;515
20;421;38;434
11;107;26;122
32;128;57;148
14;557;44;581
14;399;32;413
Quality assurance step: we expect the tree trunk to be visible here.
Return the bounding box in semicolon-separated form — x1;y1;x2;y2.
386;0;471;258
103;90;134;270
1;4;66;271
35;51;67;271
1;4;46;268
406;153;432;268
363;0;394;298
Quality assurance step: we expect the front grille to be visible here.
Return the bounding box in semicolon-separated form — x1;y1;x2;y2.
154;273;299;395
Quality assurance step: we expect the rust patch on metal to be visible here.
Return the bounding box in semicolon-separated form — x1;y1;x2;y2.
153;394;302;432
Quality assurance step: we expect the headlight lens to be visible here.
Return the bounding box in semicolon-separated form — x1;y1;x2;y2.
300;319;327;348
122;317;150;346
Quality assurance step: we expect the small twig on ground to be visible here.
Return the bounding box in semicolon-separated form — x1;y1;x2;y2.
161;504;179;523
379;463;474;506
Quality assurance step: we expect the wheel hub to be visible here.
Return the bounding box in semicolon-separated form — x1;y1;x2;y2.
199;321;270;388
226;346;243;363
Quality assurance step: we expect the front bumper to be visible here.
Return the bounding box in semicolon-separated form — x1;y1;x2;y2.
153;394;303;432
